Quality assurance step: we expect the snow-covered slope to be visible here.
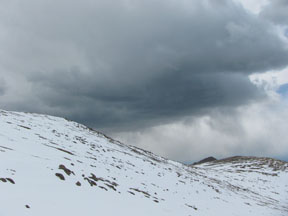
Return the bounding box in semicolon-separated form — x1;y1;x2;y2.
0;110;287;216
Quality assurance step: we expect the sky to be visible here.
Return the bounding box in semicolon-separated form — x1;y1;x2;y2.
0;0;288;162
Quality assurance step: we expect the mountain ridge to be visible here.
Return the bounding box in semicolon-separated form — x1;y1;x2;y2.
0;109;287;216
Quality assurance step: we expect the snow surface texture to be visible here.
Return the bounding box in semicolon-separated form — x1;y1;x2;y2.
0;109;287;216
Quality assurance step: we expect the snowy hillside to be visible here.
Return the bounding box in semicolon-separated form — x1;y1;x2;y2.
0;109;287;216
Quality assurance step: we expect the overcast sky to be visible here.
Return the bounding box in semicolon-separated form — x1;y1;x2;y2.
0;0;288;162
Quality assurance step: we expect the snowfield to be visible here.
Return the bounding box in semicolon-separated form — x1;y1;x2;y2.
0;109;287;216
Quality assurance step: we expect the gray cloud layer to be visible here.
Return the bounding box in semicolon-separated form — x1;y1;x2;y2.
0;78;6;96
261;0;288;25
0;0;288;131
113;99;288;162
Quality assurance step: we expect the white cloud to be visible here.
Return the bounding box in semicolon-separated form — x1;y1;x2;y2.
234;0;269;14
113;68;288;162
250;67;288;91
113;97;288;162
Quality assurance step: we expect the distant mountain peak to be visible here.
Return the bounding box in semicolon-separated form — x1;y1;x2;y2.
192;156;217;165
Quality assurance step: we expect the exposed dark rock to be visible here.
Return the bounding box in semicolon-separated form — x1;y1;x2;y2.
6;178;15;184
0;177;15;184
59;164;75;176
0;178;7;183
192;156;217;165
55;173;65;180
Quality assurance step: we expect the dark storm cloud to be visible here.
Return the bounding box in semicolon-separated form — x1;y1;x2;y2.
29;69;264;129
0;0;288;130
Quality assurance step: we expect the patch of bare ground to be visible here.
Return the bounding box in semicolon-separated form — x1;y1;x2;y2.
0;177;15;184
59;164;75;176
55;173;65;180
83;173;118;190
